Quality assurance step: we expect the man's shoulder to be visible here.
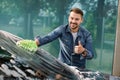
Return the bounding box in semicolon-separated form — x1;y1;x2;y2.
57;24;68;31
80;26;91;37
53;24;68;33
59;24;68;28
80;26;90;33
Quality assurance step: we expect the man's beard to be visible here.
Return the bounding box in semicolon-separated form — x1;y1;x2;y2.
69;22;79;30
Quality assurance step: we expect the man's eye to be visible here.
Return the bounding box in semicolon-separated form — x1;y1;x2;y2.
76;18;79;21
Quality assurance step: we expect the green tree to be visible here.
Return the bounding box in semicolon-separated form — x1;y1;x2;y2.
0;0;41;39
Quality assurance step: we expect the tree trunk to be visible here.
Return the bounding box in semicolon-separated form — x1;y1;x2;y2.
56;0;70;25
23;13;34;39
95;0;105;47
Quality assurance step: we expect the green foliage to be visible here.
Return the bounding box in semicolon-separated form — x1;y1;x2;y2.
0;0;41;17
83;11;97;41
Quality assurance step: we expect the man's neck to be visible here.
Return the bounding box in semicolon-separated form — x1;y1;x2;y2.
71;27;79;33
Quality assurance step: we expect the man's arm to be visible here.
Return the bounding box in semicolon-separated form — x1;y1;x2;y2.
35;26;62;46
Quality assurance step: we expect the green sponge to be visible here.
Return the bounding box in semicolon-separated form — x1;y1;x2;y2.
16;40;38;53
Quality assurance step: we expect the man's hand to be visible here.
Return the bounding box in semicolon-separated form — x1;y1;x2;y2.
74;41;85;54
35;39;40;46
16;40;38;52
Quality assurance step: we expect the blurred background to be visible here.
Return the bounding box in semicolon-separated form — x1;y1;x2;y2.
0;0;119;75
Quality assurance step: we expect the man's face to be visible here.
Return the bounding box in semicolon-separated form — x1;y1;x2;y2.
68;12;83;31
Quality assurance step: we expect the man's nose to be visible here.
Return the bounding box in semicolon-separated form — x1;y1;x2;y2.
72;19;76;23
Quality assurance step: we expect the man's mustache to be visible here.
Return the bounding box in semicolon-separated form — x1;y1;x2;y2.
70;22;77;25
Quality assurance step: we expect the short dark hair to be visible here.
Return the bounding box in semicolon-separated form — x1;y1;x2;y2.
70;8;83;17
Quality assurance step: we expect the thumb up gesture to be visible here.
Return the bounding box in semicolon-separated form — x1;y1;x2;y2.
74;41;85;54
